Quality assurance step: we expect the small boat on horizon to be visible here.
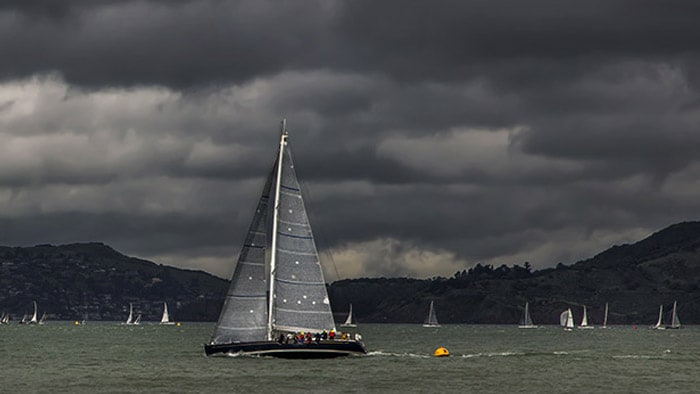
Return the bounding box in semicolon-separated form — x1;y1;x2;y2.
578;305;594;329
340;304;357;328
651;304;665;330
422;300;440;328
665;301;681;330
518;302;537;329
560;308;574;331
123;303;140;325
160;302;175;325
600;302;609;329
26;301;39;325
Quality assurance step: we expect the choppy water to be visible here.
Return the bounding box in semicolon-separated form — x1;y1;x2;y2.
1;323;699;393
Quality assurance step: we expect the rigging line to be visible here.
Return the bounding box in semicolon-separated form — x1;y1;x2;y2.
298;176;342;283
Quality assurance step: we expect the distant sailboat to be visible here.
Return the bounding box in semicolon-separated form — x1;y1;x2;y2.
666;301;681;330
160;302;175;325
340;304;357;328
651;304;665;330
518;302;537;329
28;301;39;325
38;312;47;325
123;303;136;325
578;305;594;329
601;303;609;329
134;313;142;325
19;313;28;324
423;301;440;328
0;312;8;324
560;308;574;331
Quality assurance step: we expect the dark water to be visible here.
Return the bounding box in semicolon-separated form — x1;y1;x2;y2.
1;323;699;393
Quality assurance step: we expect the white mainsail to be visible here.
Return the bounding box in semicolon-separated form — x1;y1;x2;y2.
134;313;142;325
666;301;681;329
651;304;664;330
560;308;574;330
160;302;175;325
39;312;47;325
341;304;356;327
29;301;38;324
578;305;594;329
124;303;134;325
423;301;440;327
602;302;609;328
518;302;537;328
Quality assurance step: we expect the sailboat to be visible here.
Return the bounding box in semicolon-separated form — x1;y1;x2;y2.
651;304;665;330
160;302;175;325
204;121;367;358
27;301;39;325
601;302;609;329
578;305;594;329
134;313;142;325
123;303;137;325
0;312;8;324
423;301;440;327
560;308;574;331
38;312;47;325
666;301;681;329
340;304;357;328
518;302;537;329
19;314;28;324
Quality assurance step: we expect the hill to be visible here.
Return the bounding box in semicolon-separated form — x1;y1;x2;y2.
3;221;700;324
328;221;700;325
0;243;228;322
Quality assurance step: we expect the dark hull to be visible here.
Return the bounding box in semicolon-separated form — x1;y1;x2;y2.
204;340;367;359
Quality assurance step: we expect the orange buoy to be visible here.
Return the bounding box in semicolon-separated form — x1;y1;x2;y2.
433;346;450;357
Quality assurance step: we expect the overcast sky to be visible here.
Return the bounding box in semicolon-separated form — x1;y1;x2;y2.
2;0;700;280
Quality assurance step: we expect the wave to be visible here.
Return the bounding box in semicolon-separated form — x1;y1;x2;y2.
461;351;524;358
367;351;431;358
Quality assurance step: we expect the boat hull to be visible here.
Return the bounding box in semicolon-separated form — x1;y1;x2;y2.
204;340;367;358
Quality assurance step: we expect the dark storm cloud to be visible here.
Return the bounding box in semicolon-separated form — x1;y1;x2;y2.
2;1;700;278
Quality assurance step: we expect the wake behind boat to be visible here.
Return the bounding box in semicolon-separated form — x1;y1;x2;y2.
204;121;367;358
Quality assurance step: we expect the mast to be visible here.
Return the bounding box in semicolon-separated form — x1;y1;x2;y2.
267;119;288;340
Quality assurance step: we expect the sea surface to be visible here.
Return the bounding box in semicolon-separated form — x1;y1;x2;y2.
1;322;699;393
